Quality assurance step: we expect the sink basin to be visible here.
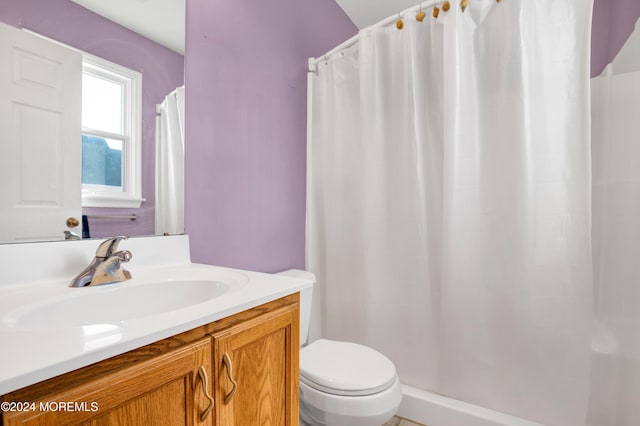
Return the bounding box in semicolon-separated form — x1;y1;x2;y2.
2;269;248;328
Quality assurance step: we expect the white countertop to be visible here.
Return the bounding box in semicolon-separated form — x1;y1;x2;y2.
0;235;313;395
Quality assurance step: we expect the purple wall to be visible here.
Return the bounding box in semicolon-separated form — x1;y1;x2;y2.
184;0;640;273
0;0;184;238
592;0;640;76
184;0;356;272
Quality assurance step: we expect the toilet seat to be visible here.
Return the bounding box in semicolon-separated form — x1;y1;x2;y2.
300;339;397;396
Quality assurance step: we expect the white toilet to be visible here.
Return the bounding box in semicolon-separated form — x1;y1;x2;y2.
277;270;402;426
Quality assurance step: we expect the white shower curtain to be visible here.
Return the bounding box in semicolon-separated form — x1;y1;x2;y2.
155;86;185;235
307;1;593;425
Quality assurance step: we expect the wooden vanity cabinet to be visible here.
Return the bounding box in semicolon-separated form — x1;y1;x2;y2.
1;293;300;426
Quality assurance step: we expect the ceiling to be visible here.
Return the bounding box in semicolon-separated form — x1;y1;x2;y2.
71;0;185;54
335;0;422;29
68;0;415;55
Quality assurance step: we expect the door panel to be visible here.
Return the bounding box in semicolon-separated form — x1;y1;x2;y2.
0;22;82;243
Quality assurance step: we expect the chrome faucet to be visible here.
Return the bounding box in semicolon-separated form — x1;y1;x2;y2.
69;236;133;287
64;230;81;240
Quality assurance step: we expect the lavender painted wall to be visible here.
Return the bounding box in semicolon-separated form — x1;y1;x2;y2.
184;0;356;272
0;0;184;238
592;0;640;76
184;0;640;273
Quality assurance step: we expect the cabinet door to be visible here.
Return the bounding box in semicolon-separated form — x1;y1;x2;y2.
212;306;299;426
3;338;214;426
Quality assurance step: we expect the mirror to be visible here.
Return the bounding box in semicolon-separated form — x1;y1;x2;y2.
0;0;185;243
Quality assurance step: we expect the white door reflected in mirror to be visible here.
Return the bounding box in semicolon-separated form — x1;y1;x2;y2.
0;22;82;243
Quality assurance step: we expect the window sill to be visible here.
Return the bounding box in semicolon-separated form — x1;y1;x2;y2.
82;195;145;209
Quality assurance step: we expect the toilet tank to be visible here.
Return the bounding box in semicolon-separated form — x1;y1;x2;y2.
276;269;315;346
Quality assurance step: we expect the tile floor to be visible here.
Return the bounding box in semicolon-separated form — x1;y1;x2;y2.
383;416;425;426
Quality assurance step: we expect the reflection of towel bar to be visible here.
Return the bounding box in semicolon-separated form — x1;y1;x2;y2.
86;214;137;221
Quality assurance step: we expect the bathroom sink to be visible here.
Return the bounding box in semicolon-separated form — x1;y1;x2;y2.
2;270;248;328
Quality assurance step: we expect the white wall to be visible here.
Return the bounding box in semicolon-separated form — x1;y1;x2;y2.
589;17;640;426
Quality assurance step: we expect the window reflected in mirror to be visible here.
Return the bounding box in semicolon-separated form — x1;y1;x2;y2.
82;135;122;188
80;54;142;208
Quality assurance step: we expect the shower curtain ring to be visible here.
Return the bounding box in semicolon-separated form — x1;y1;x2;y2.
396;12;404;30
416;3;426;21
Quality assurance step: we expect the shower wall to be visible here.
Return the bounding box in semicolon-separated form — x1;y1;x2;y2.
589;18;640;426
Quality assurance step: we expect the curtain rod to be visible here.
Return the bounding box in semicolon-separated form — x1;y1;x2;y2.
156;85;185;114
309;0;441;71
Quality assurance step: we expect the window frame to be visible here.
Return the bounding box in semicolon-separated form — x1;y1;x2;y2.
81;53;142;208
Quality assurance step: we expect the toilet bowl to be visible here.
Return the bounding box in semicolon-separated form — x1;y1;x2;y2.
299;339;403;426
276;270;402;426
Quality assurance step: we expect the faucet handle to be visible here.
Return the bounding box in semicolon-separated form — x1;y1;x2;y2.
89;250;133;286
95;236;128;258
112;250;133;263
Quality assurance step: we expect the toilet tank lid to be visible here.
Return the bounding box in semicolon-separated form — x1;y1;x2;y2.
300;339;396;395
